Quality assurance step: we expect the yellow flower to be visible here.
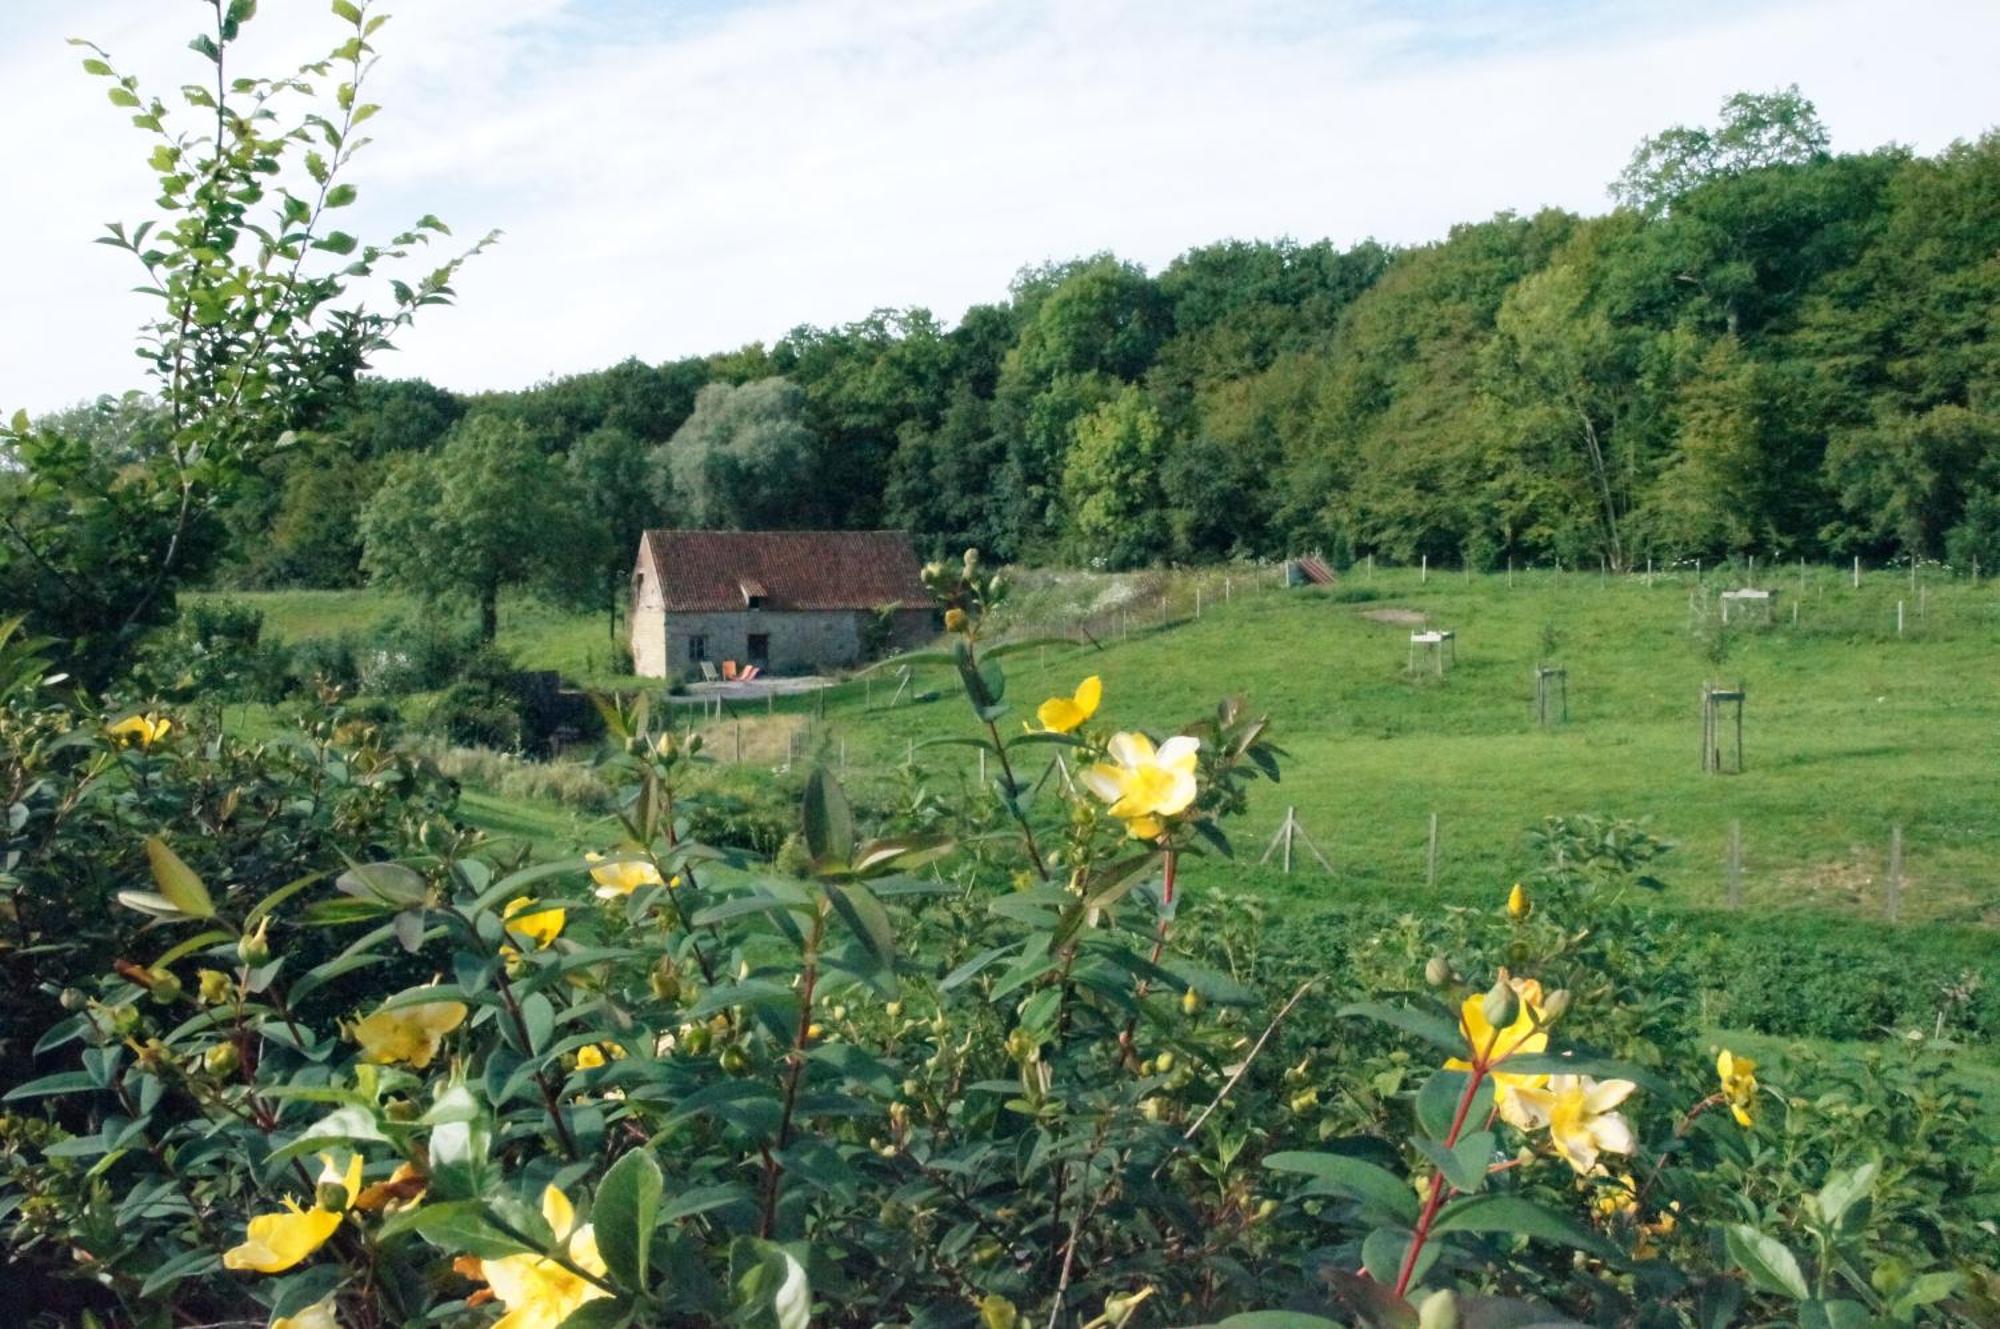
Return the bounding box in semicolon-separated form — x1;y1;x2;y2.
1593;1175;1638;1223
1445;972;1550;1122
197;968;235;1005
1082;731;1200;839
475;1185;610;1329
1036;675;1102;734
503;897;566;949
1506;882;1531;921
944;607;969;633
574;1044;606;1070
273;1298;342;1329
276;1302;341;1329
1717;1048;1758;1126
352;995;468;1069
223;1153;361;1274
107;713;172;748
586;851;664;899
1509;1074;1638;1175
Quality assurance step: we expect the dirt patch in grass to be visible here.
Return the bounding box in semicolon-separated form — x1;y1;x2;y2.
1360;607;1427;625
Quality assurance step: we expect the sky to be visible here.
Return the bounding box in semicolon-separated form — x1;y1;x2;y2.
1;0;1996;414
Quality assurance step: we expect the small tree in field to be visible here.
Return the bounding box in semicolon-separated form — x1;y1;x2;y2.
0;0;490;681
361;414;604;640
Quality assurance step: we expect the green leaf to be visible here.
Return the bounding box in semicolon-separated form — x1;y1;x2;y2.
1211;1316;1349;1329
594;1148;664;1292
1432;1194;1617;1260
825;882;896;982
3;1071;98;1101
1724;1224;1808;1300
1360;1227;1435;1289
1415;1070;1492;1142
395;1200;534;1260
1340;1000;1465;1055
427;1082;493;1201
330;0;364;23
1263;1150;1418;1224
1810;1159;1877;1228
336;861;426;907
146;837;215;918
729;1238;811;1329
558;1303;633;1329
137;1246;220;1299
325;182;358;208
1417;1129;1494;1194
801;765;855;865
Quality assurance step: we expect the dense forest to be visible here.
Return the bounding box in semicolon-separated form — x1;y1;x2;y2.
29;91;2000;623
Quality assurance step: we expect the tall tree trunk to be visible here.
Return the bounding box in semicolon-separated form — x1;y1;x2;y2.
480;582;499;643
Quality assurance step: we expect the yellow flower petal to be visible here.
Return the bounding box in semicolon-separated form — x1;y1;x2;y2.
503;897;566;948
352;998;468;1069
586;852;664;898
1035;676;1102;733
223;1199;342;1273
273;1296;342;1329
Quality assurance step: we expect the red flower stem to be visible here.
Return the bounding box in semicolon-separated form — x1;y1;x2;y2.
1393;1057;1490;1299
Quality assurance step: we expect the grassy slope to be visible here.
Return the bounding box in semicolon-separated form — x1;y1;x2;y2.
819;567;2000;926
207;567;2000;926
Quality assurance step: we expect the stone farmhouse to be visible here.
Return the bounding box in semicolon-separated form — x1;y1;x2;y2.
629;530;937;679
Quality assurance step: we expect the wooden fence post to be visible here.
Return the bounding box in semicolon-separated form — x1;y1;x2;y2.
1426;813;1439;890
1726;820;1742;910
1887;825;1903;922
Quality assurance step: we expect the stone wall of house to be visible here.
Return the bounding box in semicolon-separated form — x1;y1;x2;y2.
630;560;669;678
632;607;939;679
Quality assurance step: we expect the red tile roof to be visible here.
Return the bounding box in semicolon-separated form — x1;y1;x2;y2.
639;530;932;613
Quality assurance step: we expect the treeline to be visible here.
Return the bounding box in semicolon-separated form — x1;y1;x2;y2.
144;93;2000;606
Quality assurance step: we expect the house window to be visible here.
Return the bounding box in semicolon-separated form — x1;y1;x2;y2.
747;633;771;668
687;634;707;662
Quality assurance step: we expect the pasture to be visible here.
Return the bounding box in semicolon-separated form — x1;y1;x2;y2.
215;562;2000;925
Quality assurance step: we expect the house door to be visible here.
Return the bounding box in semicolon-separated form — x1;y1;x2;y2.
747;633;771;670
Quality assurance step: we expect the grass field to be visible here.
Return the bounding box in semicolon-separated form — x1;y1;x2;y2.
206;565;2000;925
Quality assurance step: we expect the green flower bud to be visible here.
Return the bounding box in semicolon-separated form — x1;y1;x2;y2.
1481;979;1517;1030
315;1180;351;1214
202;1042;239;1077
58;987;86;1012
146;968;182;1005
1539;989;1572;1024
237;918;272;967
1180;986;1203;1016
1425;955;1455;988
978;1295;1019;1329
718;1045;750;1076
197;969;234;1005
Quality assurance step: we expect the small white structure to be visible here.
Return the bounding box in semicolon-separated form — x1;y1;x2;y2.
1719;588;1775;624
1408;629;1456;676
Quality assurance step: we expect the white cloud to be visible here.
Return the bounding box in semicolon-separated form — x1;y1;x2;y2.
2;0;1996;413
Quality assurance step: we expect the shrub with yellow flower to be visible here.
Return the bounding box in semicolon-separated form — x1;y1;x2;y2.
467;1184;610;1329
585;851;665;898
351;994;468;1070
106;712;172;748
1507;1073;1639;1174
1082;731;1200;842
1716;1048;1758;1126
1036;675;1101;734
223;1153;361;1274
